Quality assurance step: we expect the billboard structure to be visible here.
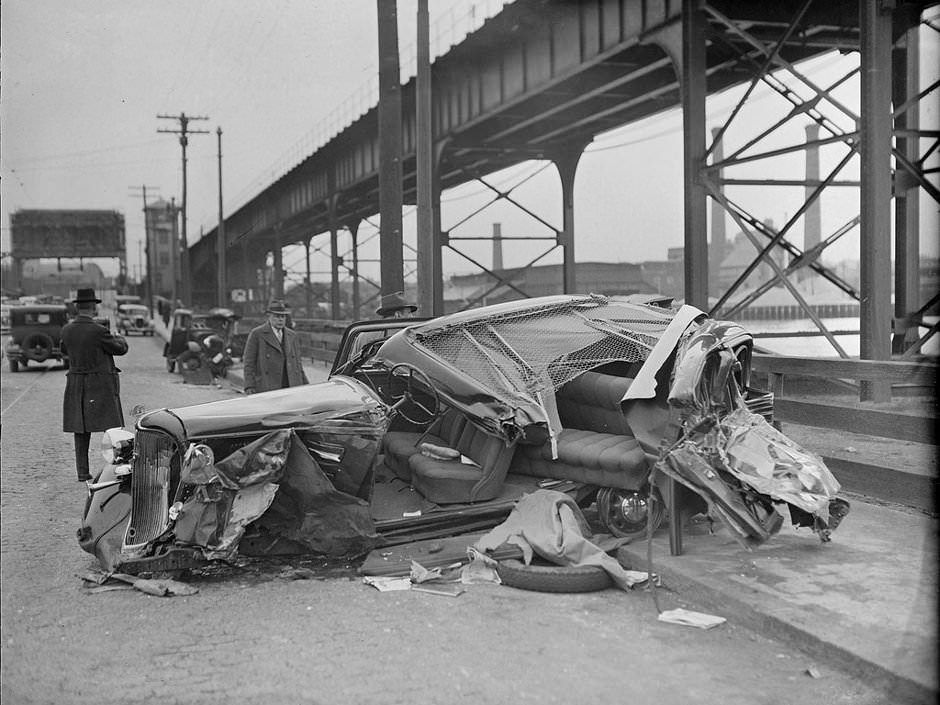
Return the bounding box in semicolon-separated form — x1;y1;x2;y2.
8;209;126;292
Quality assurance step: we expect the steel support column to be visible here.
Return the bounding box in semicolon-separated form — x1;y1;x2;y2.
303;237;313;318
272;229;284;302
551;143;586;295
328;201;341;321
348;221;361;320
377;0;405;298
859;0;893;402
893;23;921;353
416;0;435;317
431;141;447;315
681;0;709;310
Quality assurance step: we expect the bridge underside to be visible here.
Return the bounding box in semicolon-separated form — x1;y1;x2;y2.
188;0;935;379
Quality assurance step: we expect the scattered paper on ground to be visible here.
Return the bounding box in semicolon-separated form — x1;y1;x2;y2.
362;575;412;592
411;582;465;597
657;607;726;629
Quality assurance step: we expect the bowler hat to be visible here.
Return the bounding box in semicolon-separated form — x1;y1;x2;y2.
72;288;101;304
266;299;290;315
375;291;417;317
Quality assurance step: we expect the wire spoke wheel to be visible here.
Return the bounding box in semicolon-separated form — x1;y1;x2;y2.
596;487;664;539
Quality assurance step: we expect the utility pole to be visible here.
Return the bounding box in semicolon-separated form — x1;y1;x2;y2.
216;126;226;309
157;112;209;307
128;185;159;312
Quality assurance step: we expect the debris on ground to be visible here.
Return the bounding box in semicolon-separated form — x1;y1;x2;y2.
657;607;726;629
79;570;198;597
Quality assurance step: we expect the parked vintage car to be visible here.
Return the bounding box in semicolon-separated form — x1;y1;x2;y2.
4;304;70;372
79;294;845;574
116;303;154;336
163;307;240;372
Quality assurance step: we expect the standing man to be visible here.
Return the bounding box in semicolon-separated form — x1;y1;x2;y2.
61;288;129;482
375;291;417;319
242;299;309;394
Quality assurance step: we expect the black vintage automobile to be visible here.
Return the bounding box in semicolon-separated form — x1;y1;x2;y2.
163;307;241;373
80;294;845;575
4;304;70;372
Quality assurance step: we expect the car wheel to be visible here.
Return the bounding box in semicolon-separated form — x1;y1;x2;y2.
166;357;176;373
596;487;664;540
496;558;612;593
9;358;19;372
22;332;54;362
62;358;70;370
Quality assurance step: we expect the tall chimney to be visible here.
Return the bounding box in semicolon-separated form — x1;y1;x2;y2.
709;127;726;296
492;222;503;272
804;124;822;253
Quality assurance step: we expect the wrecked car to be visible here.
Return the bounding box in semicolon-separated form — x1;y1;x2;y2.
79;294;846;575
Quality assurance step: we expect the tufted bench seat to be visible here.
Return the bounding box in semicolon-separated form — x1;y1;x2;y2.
382;407;516;504
509;370;649;490
409;421;517;504
382;408;467;482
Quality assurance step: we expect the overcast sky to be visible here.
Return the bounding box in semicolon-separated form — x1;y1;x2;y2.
2;1;937;285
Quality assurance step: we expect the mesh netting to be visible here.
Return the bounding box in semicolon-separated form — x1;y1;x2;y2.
410;296;675;408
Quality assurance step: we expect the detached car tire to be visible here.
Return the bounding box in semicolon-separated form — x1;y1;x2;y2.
496;558;613;593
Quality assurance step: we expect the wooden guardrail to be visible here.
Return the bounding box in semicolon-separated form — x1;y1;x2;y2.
751;353;937;511
752;354;937;395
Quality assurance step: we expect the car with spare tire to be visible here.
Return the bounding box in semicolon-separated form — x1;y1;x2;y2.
4;304;70;372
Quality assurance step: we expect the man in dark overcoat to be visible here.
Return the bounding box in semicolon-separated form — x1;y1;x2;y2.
242;299;309;394
61;288;129;481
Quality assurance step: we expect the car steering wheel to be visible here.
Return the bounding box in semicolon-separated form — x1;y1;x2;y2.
385;363;440;426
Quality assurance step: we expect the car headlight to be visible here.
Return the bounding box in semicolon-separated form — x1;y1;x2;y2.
101;427;135;464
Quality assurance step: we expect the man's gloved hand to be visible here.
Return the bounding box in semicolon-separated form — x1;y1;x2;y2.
244;387;255;395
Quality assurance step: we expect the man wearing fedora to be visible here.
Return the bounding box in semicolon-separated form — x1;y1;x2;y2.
242;299;309;394
61;288;129;482
375;291;417;319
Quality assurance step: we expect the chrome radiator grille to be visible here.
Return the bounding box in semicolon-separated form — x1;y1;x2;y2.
123;430;177;556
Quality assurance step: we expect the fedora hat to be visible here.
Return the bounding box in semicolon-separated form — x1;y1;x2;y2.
266;299;290;315
72;288;101;304
375;291;417;317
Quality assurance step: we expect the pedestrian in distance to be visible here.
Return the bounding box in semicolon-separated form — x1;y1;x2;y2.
60;288;129;482
375;291;417;319
242;299;309;394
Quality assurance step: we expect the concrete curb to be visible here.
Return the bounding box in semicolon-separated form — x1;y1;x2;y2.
617;503;938;704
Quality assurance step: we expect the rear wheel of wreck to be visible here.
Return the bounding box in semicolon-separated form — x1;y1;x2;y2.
496;559;613;593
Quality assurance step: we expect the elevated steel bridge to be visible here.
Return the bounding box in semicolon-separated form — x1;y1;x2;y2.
186;0;937;399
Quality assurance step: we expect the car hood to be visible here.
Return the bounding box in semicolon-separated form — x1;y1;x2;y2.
138;376;387;441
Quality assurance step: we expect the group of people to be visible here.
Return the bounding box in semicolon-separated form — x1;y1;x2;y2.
61;289;418;481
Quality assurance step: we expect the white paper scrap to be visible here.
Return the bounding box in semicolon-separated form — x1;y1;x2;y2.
657;608;726;629
362;576;412;592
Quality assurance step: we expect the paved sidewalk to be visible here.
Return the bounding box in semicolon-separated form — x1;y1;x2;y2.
617;499;937;703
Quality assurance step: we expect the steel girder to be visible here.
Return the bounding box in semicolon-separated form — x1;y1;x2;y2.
671;0;936;402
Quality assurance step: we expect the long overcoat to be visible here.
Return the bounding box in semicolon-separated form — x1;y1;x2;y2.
61;316;129;433
242;322;309;393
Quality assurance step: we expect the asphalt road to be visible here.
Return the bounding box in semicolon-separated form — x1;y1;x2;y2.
0;334;896;705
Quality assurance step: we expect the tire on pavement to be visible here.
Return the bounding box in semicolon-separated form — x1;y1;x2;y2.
496;558;613;593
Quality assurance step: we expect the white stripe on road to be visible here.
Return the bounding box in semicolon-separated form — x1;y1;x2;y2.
1;368;50;418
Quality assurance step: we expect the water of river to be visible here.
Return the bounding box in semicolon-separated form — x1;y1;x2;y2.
746;316;938;357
